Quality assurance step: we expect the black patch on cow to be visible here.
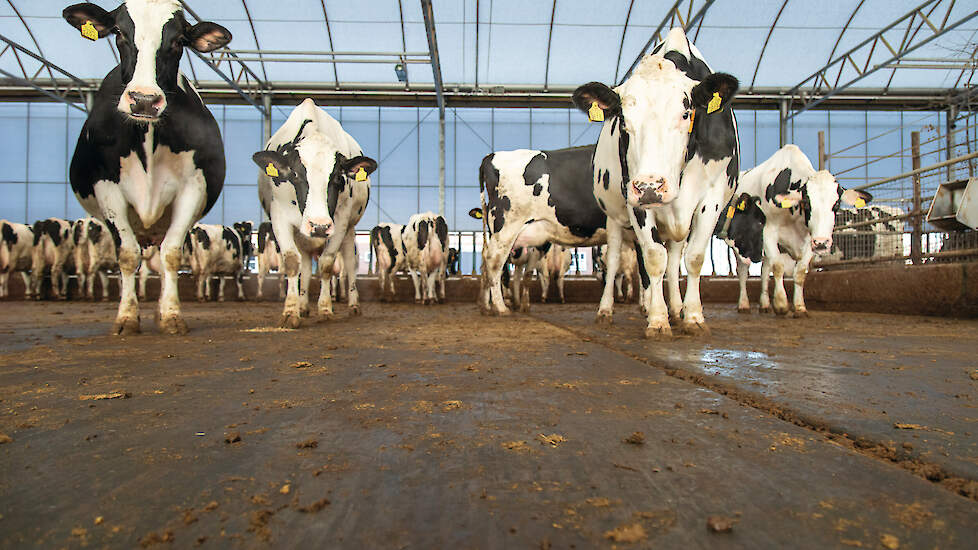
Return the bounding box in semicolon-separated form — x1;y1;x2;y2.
73;221;85;245
500;261;511;288
537;242;553;255
532;183;543;196
617;117;631;192
417;220;429;250
435;216;448;250
602;169;610;191
764;168;803;204
32;221;45;246
446;247;460;275
540;145;607;239
597;197;605;211
512;247;524;260
257;221;275;254
223;226;241;259
88;221;103;245
194;226;211;250
375;225;398;268
45;220;63;246
523;153;547;189
104;219;122;250
718;194;766;264
480;153;509;235
633;240;650;289
233;221;253;258
327;152;347;219
1;222;15;245
633;208;647;228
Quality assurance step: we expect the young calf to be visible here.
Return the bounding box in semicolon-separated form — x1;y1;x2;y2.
31;218;75;300
255;221;285;301
189;222;252;302
720;145;871;316
73;218;118;301
252;98;375;327
369;223;406;301
403;212;449;304
1;220;34;298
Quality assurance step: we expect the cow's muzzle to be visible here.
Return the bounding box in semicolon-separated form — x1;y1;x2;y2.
126;91;166;120
629;176;670;206
812;238;832;254
307;221;334;238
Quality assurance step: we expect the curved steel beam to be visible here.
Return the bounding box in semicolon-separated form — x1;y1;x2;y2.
319;0;340;88
240;0;268;83
543;0;557;91
749;0;789;92
619;0;715;86
613;0;636;84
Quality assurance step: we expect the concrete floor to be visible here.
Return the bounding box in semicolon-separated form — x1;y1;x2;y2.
0;300;976;548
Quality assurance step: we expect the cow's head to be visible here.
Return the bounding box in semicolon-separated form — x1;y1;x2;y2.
780;171;872;255
232;221;253;257
63;1;231;122
252;118;377;239
573;37;737;208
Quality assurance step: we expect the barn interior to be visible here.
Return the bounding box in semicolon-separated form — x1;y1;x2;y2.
1;1;977;548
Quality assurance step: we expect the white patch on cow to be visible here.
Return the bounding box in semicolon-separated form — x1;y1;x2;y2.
118;0;182;113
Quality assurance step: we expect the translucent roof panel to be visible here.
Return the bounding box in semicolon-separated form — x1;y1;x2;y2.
1;0;975;93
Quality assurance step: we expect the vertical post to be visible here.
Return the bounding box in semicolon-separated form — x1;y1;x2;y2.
778;98;788;147
911;131;922;265
817;130;826;170
261;95;272;223
439;108;446;216
945;105;957;182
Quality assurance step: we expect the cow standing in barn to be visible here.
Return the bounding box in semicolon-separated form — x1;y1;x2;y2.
137;237;193;300
403;212;449;305
0;221;34;299
31;218;75;300
73;218;117;301
718;145;872;316
62;1;231;333
189;222;252;302
540;243;573;304
593;243;639;303
370;223;406;301
573;27;740;338
255;221;285;301
252;98;375;327
507;243;547;312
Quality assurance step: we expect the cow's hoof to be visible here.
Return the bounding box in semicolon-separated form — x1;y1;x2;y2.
349;305;361;317
737;307;751;314
644;324;673;340
682;321;711;337
519;303;530;313
196;297;207;303
595;311;613;326
218;297;226;303
415;298;423;304
560;298;566;304
299;308;311;318
792;309;810;319
317;311;335;323
493;308;512;317
759;306;772;314
668;314;683;327
112;317;140;336
280;313;302;329
640;305;648;317
773;306;790;316
159;315;189;335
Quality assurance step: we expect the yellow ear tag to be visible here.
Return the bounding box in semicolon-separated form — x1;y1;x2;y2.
854;198;866;208
737;200;746;211
588;101;604;123
781;199;792;209
726;206;735;219
688;110;695;133
265;163;279;178
81;21;99;41
355;167;367;182
707;92;722;114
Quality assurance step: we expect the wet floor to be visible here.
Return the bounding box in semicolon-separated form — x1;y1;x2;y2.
0;301;976;548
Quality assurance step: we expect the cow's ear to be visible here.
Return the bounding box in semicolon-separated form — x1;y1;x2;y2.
185;22;232;53
841;188;872;207
774;190;803;209
341;155;378;179
63;3;115;40
572;82;621;117
253;151;291;179
691;73;738;113
468;207;483;220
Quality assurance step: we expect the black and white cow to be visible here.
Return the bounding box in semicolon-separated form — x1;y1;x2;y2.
573;27;740;338
252;98;376;327
369;223;406;301
821;204;905;263
403;212;449;305
540;243;573;303
73;217;118;301
255;221;285;301
0;220;34;299
719;145;872;316
31;218;75;300
446;247;461;277
189;222;252;302
593;243;639;303
507;243;547;312
62;1;231;334
137;236;193;300
478;145;619;315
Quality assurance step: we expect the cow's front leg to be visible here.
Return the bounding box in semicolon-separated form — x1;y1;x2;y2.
256;263;266;301
280;249;302;328
19;272;31;299
217;275;227;303
629;210;669;338
597;220;623;324
298;252;312;318
758;255;772;313
665;239;684;325
791;248;814;318
538;262;551;303
340;231;361;316
408;268;422;304
98;270;110;301
317;252;336;321
102;219;141;335
679;206;724;336
736;254;751;313
760;230;788;315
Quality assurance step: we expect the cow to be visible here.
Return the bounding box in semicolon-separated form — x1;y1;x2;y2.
137;236;193;300
324;254;347;302
819;204;905;263
189;222;252;302
507;243;547;312
251;98;376;327
73;217;118;301
572;27;740;338
255;221;285;301
0;220;34;299
593;243;639;303
31;218;75;300
369;223;406;301
718;145;872;316
478;144;620;315
541;243;573;303
446;247;461;276
62;0;232;334
403;212;449;305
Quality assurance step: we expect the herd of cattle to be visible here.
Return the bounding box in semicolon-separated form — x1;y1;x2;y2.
0;1;928;338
